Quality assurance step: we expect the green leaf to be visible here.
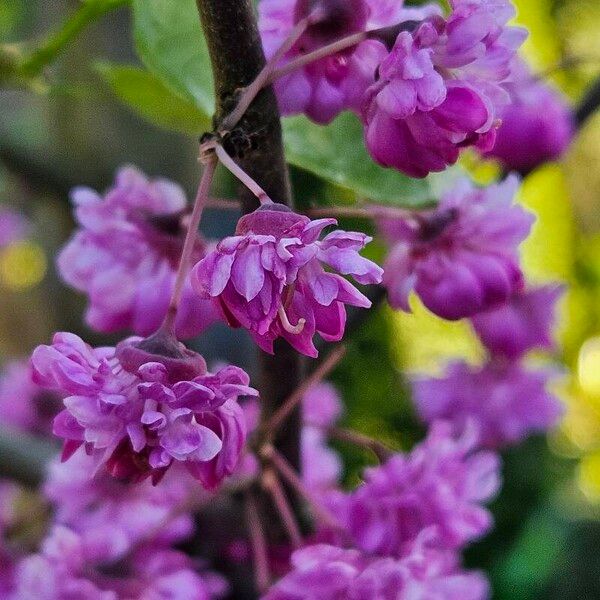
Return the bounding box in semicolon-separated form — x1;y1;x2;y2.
132;0;214;115
96;62;209;134
284;113;445;208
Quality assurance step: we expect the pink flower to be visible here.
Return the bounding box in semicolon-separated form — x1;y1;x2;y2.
471;285;564;359
0;361;62;436
192;204;383;357
482;58;575;173
375;176;534;320
57;166;219;339
0;208;30;248
363;0;526;177
258;0;439;124
264;539;489;599
412;361;564;448
339;421;500;556
31;332;257;487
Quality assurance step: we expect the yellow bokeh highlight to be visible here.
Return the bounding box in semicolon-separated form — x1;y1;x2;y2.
578;337;600;399
0;241;47;290
579;452;600;502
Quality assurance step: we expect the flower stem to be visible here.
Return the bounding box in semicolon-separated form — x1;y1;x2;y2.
220;11;320;132
326;426;392;462
214;144;272;205
245;491;271;595
265;447;344;533
162;155;217;334
265;345;346;435
263;469;303;548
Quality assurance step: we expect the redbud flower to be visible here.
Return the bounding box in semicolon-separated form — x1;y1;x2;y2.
363;0;526;177
375;176;534;320
482;58;575;173
471;285;564;359
0;207;30;248
31;332;257;487
192;204;383;357
258;0;440;124
57;166;218;339
44;449;196;562
264;539;489;599
0;360;62;436
342;421;500;556
412;361;564;448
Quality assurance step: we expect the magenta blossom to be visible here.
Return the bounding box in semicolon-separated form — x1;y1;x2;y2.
10;526;227;600
264;539;489;600
192;204;383;357
363;0;526;177
412;361;564;448
471;285;564;359
375;176;534;320
57;166;219;339
0;208;30;248
337;421;500;556
482;58;575;173
31;332;257;487
0;360;62;436
44;449;197;562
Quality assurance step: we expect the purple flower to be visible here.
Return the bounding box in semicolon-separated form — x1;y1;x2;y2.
264;539;489;599
31;332;257;487
375;176;534;320
10;526;227;600
44;449;196;562
471;285;564;359
192;204;383;357
412;361;564;448
0;208;30;248
363;0;526;177
57;166;219;339
341;421;500;556
482;58;575;173
0;361;62;436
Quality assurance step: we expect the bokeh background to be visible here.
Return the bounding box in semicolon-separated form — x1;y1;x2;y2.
1;0;600;597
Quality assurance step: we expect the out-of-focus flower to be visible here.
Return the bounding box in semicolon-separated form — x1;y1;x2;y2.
31;332;256;487
0;208;30;248
363;0;526;177
258;0;440;124
192;204;382;357
0;361;62;436
338;421;500;556
470;285;564;359
412;361;563;448
0;482;20;594
375;176;534;320
57;166;219;339
44;449;196;563
10;526;227;600
482;58;575;174
263;538;489;599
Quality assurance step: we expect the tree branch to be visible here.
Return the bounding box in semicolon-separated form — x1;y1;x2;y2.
576;75;600;130
194;0;302;474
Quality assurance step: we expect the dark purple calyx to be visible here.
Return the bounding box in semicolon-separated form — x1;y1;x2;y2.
236;204;309;237
294;0;369;51
417;208;458;242
116;330;207;382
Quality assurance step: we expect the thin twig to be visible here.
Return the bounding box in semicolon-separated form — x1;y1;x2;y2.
245;491;271;595
214;144;272;205
327;426;392;462
262;469;303;548
265;345;346;434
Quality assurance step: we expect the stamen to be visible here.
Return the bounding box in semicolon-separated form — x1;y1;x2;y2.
278;305;306;335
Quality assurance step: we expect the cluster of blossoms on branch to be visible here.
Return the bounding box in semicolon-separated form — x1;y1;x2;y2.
0;0;576;597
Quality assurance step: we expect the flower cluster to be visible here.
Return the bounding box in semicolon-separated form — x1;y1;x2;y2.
192;204;383;357
375;176;534;320
481;58;574;173
260;0;526;177
58;167;218;339
31;332;257;487
264;540;489;600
